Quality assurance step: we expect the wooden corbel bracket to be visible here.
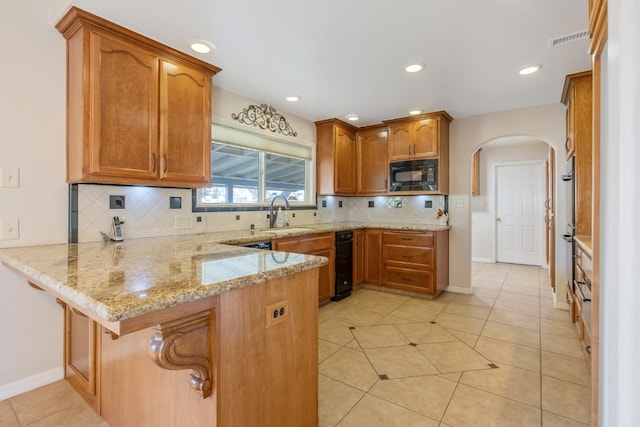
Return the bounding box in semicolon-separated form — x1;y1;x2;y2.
148;309;215;399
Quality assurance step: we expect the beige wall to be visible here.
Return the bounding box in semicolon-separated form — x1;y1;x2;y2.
0;1;68;396
448;103;567;298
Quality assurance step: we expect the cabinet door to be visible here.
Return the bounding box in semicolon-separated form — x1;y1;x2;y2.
353;230;365;286
364;230;382;285
311;247;335;302
89;32;159;181
357;129;388;194
471;149;481;196
334;127;356;193
565;90;575;159
159;60;212;186
388;123;413;161
272;233;335;302
413;118;439;158
65;306;100;411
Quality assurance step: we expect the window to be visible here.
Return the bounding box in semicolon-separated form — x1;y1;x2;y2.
195;124;314;208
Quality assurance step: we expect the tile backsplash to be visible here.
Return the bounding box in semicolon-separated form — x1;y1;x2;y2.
77;184;447;242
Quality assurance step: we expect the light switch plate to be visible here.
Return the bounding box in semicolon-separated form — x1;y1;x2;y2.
454;199;464;208
0;218;20;240
0;166;19;188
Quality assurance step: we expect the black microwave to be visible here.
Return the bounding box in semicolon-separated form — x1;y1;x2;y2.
389;159;438;192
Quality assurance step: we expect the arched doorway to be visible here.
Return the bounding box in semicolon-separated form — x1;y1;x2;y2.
470;135;557;289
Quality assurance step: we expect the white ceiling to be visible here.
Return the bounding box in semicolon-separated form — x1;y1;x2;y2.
65;0;592;126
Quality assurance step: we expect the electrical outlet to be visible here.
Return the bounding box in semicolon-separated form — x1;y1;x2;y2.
0;218;20;240
174;215;193;229
0;166;19;188
265;300;289;328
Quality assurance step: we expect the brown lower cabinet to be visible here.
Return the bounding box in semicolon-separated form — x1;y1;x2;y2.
364;230;382;285
572;238;593;361
353;229;365;286
64;305;100;412
365;230;449;297
272;232;335;302
61;269;319;426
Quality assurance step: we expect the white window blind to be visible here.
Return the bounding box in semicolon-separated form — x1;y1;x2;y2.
212;124;312;160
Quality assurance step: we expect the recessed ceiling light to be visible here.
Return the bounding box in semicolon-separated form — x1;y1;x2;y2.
188;40;216;54
286;95;300;102
405;64;424;73
409;110;422;115
345;114;359;121
519;65;541;75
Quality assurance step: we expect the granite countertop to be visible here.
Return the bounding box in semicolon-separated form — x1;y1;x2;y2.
0;222;448;327
0;234;326;324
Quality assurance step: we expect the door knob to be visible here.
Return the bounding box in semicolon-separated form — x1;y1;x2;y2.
496;217;502;223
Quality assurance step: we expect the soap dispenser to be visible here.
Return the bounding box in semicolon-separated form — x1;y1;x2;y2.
275;207;284;228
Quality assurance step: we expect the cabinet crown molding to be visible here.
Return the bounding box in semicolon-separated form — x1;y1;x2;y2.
56;6;221;76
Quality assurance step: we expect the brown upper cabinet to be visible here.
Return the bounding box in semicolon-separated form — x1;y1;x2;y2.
316;119;357;195
316;111;452;196
562;71;592;161
56;7;221;188
384;112;452;161
562;71;593;236
356;126;388;194
471;148;481;196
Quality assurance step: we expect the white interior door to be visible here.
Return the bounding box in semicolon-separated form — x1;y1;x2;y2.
496;162;545;266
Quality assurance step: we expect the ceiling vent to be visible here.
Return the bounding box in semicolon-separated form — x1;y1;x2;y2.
548;30;590;48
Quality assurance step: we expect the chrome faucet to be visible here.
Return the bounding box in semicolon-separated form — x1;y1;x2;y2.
269;195;290;228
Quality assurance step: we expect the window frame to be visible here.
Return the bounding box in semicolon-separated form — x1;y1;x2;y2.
193;121;317;212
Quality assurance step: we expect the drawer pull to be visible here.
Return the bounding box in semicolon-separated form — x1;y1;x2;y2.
401;277;413;282
401;238;413;241
401;255;413;259
574;280;592;302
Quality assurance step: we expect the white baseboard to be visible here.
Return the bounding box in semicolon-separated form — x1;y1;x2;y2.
472;257;493;263
0;367;64;401
446;285;474;295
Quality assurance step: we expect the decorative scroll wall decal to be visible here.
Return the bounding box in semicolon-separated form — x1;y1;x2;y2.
231;104;298;137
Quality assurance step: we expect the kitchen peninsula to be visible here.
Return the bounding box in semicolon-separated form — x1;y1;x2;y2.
0;234;327;426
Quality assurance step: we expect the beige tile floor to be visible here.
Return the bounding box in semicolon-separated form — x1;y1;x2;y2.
0;262;591;426
318;263;592;427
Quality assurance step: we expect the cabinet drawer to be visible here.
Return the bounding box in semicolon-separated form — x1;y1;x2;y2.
273;233;333;253
382;232;433;247
384;245;433;268
383;267;433;291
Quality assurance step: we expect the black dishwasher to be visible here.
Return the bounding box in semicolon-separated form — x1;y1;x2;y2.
332;230;353;301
